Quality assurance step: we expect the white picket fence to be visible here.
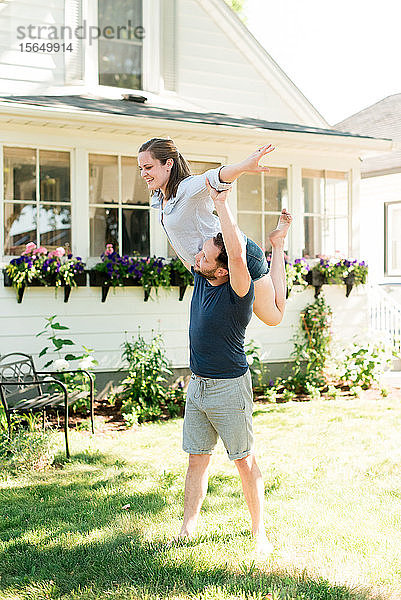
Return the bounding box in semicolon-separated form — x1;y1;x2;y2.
369;285;401;355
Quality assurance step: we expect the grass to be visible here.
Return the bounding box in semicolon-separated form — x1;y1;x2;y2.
1;395;401;600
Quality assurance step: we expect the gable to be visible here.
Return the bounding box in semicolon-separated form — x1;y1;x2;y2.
175;0;328;128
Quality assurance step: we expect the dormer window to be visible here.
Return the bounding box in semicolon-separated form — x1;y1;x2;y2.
98;0;143;90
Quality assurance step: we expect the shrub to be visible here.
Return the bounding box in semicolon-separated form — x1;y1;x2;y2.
118;332;181;425
338;343;393;390
36;316;97;413
286;295;333;394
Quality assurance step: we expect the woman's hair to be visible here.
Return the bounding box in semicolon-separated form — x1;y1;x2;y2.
138;137;192;200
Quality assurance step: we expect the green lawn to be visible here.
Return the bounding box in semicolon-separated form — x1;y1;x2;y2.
1;395;401;600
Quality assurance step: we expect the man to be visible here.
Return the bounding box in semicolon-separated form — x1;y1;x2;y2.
176;179;292;554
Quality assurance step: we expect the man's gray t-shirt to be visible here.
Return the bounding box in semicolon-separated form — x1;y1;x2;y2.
189;269;254;379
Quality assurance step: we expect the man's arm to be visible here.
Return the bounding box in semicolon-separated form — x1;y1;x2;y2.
205;179;251;297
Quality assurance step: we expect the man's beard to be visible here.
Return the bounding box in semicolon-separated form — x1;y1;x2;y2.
194;265;217;281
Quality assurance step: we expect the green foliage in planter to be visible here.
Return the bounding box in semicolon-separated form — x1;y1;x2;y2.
169;257;194;286
285;295;333;393
285;258;310;295
314;257;368;285
94;244;171;295
36;316;97;412
5;242;85;290
118;332;176;425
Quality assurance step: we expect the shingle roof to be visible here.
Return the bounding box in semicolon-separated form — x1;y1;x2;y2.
336;94;401;175
0;95;387;141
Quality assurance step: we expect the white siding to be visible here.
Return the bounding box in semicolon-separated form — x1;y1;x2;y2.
0;280;369;371
0;0;65;93
176;0;305;124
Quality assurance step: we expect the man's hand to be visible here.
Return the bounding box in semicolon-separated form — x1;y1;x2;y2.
239;144;275;174
205;177;231;206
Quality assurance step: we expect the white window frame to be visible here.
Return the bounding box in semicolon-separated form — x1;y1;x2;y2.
302;169;350;258
385;201;401;277
1;144;73;260
237;169;289;253
88;151;151;258
84;0;161;94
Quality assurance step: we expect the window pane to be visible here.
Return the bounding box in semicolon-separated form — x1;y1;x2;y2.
39;205;71;249
99;41;142;89
189;161;220;175
238;173;261;212
122;208;149;255
325;174;348;216
121;156;149;205
89;154;118;204
90;207;118;256
302;175;324;214
39;150;70;203
98;0;142;89
264;171;287;212
303;215;322;258
264;213;282;253
4;203;37;255
238;213;262;248
4;147;36;202
98;0;142;34
323;216;348;256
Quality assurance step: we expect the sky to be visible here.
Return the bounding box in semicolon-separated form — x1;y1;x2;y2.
245;0;401;125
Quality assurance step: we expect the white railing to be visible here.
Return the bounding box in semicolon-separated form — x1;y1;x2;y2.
369;285;401;355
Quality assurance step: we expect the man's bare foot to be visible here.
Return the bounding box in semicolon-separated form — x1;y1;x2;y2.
167;536;190;548
167;531;192;547
254;533;274;556
268;208;292;246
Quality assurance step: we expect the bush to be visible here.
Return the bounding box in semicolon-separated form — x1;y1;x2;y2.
338;343;393;390
118;332;185;425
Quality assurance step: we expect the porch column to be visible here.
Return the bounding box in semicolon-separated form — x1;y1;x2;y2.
72;148;89;258
349;168;361;258
288;164;303;258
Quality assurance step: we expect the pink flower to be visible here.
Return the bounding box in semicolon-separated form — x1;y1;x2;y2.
53;247;65;258
105;244;114;256
23;242;37;254
33;246;48;255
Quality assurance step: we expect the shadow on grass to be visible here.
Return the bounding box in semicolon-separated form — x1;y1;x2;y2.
0;464;384;600
55;450;127;468
0;531;382;600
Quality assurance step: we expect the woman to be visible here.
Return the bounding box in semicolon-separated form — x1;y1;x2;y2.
138;138;292;326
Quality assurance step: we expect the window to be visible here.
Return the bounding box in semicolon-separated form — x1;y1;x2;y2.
89;153;149;256
3;147;71;255
237;168;288;252
302;169;349;257
98;0;143;89
385;202;401;276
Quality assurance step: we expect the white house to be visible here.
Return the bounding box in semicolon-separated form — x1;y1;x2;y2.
0;0;395;384
336;95;401;294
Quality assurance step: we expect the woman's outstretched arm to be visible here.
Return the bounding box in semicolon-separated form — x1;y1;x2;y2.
219;144;275;184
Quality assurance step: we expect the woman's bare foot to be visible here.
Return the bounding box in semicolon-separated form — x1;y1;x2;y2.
268;208;292;247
